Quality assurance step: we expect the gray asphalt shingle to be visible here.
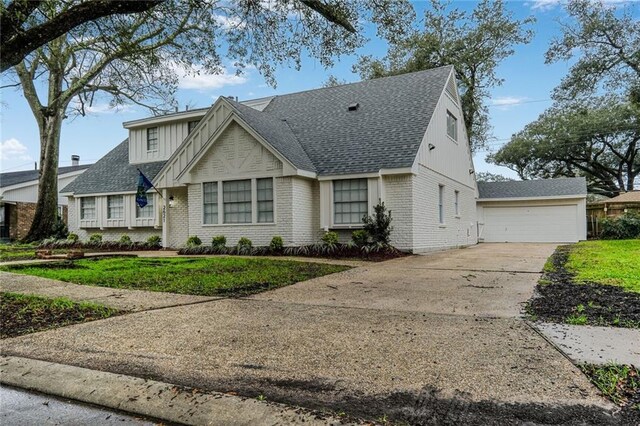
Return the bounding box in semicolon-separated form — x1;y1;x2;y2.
60;140;165;195
1;165;90;188
477;177;587;199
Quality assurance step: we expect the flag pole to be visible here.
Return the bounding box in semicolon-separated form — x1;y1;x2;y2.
137;168;164;199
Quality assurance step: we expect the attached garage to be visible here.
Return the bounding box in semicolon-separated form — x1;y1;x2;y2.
477;178;587;243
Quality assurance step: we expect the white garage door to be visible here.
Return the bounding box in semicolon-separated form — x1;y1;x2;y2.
482;204;579;243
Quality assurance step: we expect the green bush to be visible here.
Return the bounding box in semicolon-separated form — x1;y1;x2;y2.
119;234;132;244
237;237;253;254
147;235;161;247
321;231;339;246
363;201;393;245
270;236;284;252
351;230;370;247
600;212;640;239
186;235;202;247
67;233;79;242
51;215;69;240
89;233;103;244
212;235;227;248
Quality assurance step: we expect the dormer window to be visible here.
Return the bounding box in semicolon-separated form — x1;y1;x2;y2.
446;111;457;141
147;127;158;151
188;120;200;134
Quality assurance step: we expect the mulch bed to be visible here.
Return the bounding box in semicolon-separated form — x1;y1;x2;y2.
580;364;640;423
0;293;119;339
527;246;640;328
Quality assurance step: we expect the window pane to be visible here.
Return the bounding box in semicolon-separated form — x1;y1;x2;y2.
188;120;200;134
223;180;251;223
136;196;154;218
438;185;444;223
333;179;368;224
81;197;95;220
108;195;124;219
257;178;273;223
203;182;218;224
147;127;158;151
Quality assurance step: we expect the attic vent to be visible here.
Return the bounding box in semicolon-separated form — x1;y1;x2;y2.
445;77;459;103
348;102;359;111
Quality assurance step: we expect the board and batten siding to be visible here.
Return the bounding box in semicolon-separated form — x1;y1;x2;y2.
2;172;85;205
71;193;159;230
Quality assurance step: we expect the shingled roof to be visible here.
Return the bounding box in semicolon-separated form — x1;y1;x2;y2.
61;140;165;195
1;165;91;188
253;65;453;175
477;177;588;200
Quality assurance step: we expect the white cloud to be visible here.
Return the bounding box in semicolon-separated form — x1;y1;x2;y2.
214;14;245;30
0;138;34;171
529;0;629;10
176;65;248;91
75;101;134;115
491;96;529;110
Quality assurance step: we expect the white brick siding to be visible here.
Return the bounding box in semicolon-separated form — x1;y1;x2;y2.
383;175;414;251
166;187;189;248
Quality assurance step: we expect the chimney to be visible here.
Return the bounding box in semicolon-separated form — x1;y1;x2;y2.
71;155;80;166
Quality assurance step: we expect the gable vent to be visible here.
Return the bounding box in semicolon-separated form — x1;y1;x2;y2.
446;77;459;104
348;102;359;111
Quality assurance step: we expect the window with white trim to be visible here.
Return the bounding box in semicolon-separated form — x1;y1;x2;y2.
257;178;274;223
333;179;368;225
446;111;457;141
136;195;154;218
438;185;445;224
188;120;200;134
147;127;158;151
107;195;124;219
454;190;460;216
80;197;95;220
203;182;218;224
223;180;251;223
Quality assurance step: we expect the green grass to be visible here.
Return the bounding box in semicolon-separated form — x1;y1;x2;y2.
1;292;118;338
565;240;640;293
0;243;38;261
580;363;640;407
0;257;350;296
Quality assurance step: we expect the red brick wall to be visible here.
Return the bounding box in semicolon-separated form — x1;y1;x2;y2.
13;202;37;241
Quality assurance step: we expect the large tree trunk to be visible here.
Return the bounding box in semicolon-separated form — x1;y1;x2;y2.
23;112;63;242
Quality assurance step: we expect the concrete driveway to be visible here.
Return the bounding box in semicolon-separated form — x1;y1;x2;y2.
1;243;615;424
252;243;557;317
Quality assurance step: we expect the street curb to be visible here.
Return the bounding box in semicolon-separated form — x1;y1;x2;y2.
0;356;344;426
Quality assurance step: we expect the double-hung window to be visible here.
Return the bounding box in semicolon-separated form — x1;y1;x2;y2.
107;195;124;219
438;185;445;224
257;178;274;223
80;197;96;220
136;195;154;218
203;182;218;224
147;127;158;151
446;111;457;141
333;179;368;225
223;180;252;223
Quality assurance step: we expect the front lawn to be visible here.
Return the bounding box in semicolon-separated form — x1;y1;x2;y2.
580;364;639;421
1;292;118;338
0;257;350;296
0;243;38;262
566;240;640;293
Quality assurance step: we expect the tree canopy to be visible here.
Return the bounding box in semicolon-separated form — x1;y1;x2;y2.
489;97;640;196
354;0;534;151
2;0;414;241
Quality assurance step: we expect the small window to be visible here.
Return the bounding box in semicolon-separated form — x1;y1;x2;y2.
80;197;95;220
257;178;274;223
446;111;457;141
334;179;368;225
188;120;200;134
223;180;251;223
454;190;460;216
438;185;444;224
107;195;124;219
57;205;64;218
147;127;158;151
136;195;154;218
203;182;218;224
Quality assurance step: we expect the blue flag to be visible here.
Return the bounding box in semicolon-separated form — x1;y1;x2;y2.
136;171;154;208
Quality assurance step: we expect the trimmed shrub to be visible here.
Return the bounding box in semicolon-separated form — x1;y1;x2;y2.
351;230;370;247
89;233;103;244
237;237;253;254
119;234;132;245
147;235;161;247
321;231;339;246
363;201;393;245
67;233;79;242
600;212;640;239
270;236;284;252
186;235;202;247
51;214;69;240
212;235;227;248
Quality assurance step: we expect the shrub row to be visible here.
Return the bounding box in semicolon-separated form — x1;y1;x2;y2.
600;212;640;240
39;233;162;251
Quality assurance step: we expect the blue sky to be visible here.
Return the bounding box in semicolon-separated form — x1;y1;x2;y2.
1;0;637;178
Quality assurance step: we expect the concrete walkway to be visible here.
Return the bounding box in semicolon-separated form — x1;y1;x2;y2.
0;243;619;424
535;322;640;366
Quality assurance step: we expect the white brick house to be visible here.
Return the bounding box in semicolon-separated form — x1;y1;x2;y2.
62;66;481;252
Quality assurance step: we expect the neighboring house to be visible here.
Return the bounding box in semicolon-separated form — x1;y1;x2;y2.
476;178;587;243
586;191;640;236
62;66;479;252
1;157;90;241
